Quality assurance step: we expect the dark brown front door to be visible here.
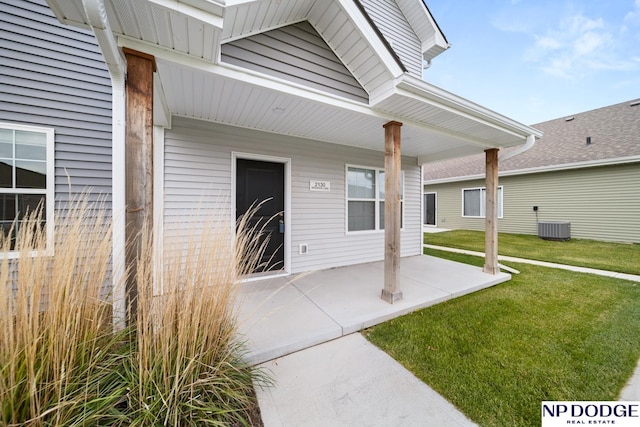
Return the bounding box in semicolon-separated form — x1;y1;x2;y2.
236;158;285;272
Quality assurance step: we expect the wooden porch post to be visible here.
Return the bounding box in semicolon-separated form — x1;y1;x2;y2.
381;121;403;304
484;148;499;274
123;48;155;322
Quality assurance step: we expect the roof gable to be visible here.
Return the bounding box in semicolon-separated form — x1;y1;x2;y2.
221;21;368;102
424;99;640;182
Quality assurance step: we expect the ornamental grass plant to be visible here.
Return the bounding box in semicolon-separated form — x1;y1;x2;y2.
123;209;270;426
0;197;126;426
0;196;269;426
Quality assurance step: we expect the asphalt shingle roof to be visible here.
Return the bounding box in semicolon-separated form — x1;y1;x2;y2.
424;99;640;181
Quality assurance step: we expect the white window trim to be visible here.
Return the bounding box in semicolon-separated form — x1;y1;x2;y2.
461;186;503;219
0;122;55;259
345;164;404;234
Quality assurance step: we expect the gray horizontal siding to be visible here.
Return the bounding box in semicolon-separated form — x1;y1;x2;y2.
359;0;422;76
0;0;112;203
425;163;640;243
164;117;422;274
221;20;368;103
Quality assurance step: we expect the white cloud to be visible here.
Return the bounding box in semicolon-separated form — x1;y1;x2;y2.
624;0;640;27
523;11;637;78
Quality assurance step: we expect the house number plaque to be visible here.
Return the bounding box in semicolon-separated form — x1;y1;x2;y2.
309;180;330;192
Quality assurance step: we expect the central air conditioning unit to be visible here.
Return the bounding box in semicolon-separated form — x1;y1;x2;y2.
538;221;571;241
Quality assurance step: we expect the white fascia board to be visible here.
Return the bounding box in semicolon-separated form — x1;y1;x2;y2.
147;0;224;29
398;74;542;140
424;155;640;185
335;0;404;78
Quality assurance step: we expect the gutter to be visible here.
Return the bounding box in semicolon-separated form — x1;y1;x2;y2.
499;134;536;162
82;0;127;330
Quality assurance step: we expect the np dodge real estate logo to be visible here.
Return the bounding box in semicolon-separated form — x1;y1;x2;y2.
541;401;640;426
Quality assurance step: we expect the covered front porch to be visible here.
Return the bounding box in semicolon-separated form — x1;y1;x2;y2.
237;254;510;365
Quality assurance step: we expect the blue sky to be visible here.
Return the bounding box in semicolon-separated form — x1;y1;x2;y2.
423;0;640;125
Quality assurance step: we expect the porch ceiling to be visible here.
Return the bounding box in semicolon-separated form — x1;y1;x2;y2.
47;0;541;162
153;58;522;160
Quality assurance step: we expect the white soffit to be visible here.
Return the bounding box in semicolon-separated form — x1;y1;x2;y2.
153;57;498;162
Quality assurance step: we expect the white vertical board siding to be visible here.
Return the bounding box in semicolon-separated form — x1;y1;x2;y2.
0;0;112;203
358;0;422;77
164;118;422;273
425;163;640;243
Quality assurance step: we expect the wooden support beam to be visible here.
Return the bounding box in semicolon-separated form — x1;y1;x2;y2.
381;121;403;304
124;48;155;322
484;148;499;274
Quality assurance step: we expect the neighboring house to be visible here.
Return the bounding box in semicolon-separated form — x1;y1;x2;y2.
6;0;540;317
423;99;640;243
0;0;112;256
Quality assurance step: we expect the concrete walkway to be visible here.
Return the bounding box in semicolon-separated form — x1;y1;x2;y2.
424;244;640;283
257;333;476;426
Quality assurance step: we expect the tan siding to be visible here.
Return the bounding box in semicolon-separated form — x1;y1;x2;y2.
164;117;422;274
425;163;640;243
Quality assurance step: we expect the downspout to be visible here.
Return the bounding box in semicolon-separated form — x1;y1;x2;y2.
82;0;127;330
499;134;536;162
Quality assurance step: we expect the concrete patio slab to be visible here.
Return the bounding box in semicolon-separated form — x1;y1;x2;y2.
236;276;342;364
256;333;477;426
236;254;510;365
291;261;450;335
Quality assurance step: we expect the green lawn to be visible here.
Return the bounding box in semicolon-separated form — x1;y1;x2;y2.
424;230;640;275
365;248;640;427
